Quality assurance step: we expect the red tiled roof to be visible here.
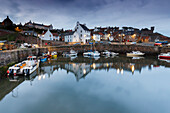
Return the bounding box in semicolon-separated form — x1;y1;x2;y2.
52;33;58;36
99;32;104;35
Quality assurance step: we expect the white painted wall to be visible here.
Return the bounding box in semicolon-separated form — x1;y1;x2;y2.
53;36;59;41
64;32;80;43
93;34;101;42
74;22;91;44
40;29;53;40
64;35;73;42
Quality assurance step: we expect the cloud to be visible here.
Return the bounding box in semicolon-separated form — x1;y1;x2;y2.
0;0;170;36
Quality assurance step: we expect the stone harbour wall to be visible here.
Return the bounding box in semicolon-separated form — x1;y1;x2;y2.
0;44;170;67
48;44;170;56
0;47;48;67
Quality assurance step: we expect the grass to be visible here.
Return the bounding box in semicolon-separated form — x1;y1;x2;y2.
0;33;19;41
0;62;16;76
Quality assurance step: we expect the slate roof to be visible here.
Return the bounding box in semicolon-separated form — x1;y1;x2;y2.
64;31;75;36
80;24;90;31
25;20;52;27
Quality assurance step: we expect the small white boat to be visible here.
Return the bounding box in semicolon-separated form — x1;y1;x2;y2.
102;50;110;56
91;51;100;57
83;50;100;57
83;51;93;56
102;50;119;56
127;51;145;57
63;49;77;57
111;52;119;56
158;52;170;59
7;56;40;76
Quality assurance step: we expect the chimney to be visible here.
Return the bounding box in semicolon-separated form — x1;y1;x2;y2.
151;26;155;32
77;21;79;25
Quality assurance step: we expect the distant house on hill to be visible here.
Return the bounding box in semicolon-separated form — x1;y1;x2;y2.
21;30;38;37
24;20;53;30
1;16;13;27
0;22;2;28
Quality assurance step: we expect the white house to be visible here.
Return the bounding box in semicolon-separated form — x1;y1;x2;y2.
63;22;91;44
93;33;101;42
53;33;60;41
74;21;91;44
64;31;80;43
39;29;54;41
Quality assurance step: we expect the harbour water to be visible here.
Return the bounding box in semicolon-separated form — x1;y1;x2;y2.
0;56;170;113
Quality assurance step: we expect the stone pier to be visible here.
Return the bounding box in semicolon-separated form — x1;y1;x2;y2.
48;44;170;56
0;47;48;67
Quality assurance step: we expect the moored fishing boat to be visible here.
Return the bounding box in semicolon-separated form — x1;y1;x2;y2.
7;56;40;76
91;51;100;57
40;56;47;62
102;50;119;56
102;50;110;56
51;51;57;59
83;50;100;57
158;52;170;59
83;50;93;56
63;49;77;57
127;51;145;57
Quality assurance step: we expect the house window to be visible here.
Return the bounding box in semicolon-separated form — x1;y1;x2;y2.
81;30;82;33
81;34;82;37
50;35;51;37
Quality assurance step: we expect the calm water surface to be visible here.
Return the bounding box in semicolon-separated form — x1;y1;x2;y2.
0;56;170;113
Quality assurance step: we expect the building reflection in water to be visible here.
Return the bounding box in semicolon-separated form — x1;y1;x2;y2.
1;56;170;101
37;56;170;82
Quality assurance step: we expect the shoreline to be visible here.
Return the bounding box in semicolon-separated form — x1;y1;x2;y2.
0;44;169;67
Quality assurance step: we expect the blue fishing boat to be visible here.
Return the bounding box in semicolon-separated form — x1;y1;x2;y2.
40;57;47;62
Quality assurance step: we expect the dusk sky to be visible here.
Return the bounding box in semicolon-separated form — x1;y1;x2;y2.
0;0;170;36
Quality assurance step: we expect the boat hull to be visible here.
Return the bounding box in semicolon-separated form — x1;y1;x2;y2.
159;56;170;59
7;60;40;76
52;55;57;59
40;57;47;62
65;53;77;57
127;53;145;57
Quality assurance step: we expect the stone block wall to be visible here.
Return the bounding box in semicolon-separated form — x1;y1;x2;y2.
0;47;48;66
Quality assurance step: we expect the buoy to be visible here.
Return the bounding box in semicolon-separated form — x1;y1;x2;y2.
7;70;10;74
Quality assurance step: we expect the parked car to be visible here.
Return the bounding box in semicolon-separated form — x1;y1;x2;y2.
131;42;136;45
